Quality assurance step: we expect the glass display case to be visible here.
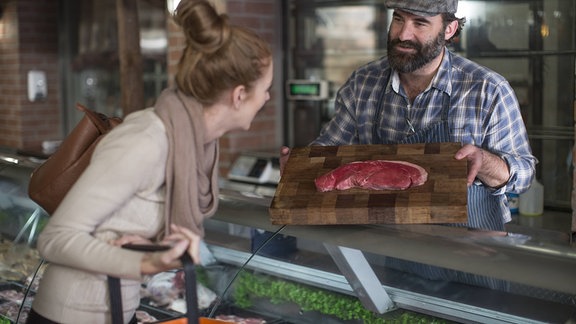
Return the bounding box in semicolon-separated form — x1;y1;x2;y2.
0;150;445;323
0;150;48;324
1;150;575;323
205;185;576;323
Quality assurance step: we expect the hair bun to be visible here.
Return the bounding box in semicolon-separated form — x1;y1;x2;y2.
174;0;231;54
173;0;272;105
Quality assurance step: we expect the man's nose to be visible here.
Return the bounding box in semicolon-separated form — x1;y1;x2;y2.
397;24;415;41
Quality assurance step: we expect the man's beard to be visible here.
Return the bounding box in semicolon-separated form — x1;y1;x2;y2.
387;31;445;73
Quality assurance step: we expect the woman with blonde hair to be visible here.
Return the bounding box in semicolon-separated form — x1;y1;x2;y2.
28;0;273;323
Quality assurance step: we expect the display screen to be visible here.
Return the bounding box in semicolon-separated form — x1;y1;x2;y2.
289;83;320;96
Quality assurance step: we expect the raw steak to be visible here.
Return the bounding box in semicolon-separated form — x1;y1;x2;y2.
315;160;428;192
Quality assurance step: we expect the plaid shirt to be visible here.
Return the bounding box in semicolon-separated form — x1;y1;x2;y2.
312;49;536;194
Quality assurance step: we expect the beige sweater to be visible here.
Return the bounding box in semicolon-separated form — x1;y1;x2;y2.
33;108;171;323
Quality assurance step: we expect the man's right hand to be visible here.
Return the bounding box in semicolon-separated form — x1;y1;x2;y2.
280;146;291;174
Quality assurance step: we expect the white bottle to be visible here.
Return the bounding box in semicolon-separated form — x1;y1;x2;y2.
506;192;519;214
519;178;544;216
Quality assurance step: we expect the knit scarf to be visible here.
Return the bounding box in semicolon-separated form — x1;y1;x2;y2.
154;88;219;238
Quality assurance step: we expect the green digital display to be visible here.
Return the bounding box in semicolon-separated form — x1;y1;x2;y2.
290;83;320;96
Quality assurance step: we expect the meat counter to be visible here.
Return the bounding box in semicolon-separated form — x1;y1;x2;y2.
1;147;575;323
0;149;443;323
206;180;576;323
0;147;447;323
0;150;292;323
0;149;48;323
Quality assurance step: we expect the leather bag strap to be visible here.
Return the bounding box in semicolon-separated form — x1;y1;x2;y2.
108;276;124;324
181;253;199;324
108;250;199;324
76;103;122;133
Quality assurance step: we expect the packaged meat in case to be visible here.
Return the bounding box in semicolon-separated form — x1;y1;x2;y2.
0;282;34;324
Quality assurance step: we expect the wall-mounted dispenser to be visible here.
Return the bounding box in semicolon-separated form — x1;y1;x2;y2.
27;70;47;102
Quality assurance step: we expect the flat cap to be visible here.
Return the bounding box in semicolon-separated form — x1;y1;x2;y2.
385;0;458;17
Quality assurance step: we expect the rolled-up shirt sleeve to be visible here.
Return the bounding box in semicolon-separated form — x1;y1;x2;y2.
482;80;537;194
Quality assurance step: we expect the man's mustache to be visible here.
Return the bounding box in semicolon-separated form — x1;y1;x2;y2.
389;39;421;51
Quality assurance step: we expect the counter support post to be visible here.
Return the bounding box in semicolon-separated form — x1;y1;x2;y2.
324;243;395;314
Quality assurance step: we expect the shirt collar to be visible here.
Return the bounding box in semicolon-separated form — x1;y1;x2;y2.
433;48;452;96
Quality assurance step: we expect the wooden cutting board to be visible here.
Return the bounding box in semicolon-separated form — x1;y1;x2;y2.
269;143;468;225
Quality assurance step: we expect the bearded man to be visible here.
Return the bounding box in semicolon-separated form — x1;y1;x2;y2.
280;0;537;288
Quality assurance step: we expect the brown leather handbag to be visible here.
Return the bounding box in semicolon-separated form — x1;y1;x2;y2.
28;103;122;214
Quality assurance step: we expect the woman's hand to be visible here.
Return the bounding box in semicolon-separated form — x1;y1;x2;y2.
110;234;153;247
163;224;201;264
139;224;201;275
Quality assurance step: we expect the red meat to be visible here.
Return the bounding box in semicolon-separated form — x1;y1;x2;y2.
315;160;428;192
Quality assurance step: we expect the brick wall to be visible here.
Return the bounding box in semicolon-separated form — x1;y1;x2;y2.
0;0;282;176
0;0;60;149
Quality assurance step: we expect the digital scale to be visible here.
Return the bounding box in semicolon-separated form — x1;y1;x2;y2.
225;153;296;258
228;152;281;185
286;79;329;101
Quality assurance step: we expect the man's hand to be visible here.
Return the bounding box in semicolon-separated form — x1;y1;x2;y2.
280;146;291;175
454;144;510;188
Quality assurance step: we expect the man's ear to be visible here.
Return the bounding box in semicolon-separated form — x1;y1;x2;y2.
445;20;459;40
232;85;246;109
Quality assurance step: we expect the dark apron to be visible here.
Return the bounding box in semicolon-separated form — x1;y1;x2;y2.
374;91;509;290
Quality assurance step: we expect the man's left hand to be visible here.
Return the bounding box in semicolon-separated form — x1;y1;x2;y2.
455;144;510;188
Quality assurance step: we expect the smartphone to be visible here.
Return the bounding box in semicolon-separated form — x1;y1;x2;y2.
121;243;171;252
